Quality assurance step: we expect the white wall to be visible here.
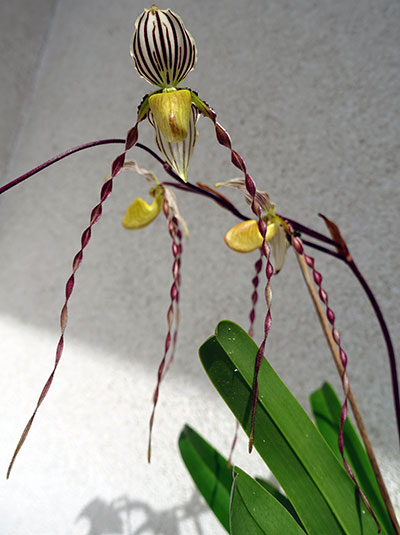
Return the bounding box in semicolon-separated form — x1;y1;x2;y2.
0;0;399;533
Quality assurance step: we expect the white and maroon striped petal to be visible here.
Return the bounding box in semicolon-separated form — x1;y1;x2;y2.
149;105;199;181
131;6;197;88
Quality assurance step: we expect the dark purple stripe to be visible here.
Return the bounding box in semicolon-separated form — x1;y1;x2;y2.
155;10;169;84
164;11;180;84
164;23;173;85
142;12;163;85
134;13;161;85
165;12;178;83
169;11;189;82
151;16;164;80
189;43;196;72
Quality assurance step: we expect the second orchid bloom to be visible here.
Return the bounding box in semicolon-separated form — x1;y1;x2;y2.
216;178;290;273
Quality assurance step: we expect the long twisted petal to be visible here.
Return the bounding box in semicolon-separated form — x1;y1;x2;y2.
148;199;183;461
7;124;139;477
290;234;381;532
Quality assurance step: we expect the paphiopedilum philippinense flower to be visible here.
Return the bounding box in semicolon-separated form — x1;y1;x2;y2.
117;160;188;460
119;161;164;229
131;6;201;181
4;11;393;524
120;160;188;236
216;178;290;274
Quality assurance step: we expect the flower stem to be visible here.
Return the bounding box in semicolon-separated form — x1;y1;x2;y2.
3;134;397;460
296;251;400;534
347;257;400;449
0;139;126;195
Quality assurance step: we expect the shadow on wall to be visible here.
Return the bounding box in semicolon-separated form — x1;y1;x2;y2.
76;491;207;535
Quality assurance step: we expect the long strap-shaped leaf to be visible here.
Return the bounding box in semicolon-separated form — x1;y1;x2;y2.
199;321;383;535
310;383;394;534
231;467;307;535
179;424;307;533
179;425;233;532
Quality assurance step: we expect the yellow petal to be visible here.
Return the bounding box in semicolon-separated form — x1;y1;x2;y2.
224;220;278;253
149;89;192;143
122;194;162;230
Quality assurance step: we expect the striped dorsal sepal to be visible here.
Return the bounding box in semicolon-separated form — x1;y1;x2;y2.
131;6;197;89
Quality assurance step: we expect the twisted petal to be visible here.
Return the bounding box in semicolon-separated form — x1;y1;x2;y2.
163;186;189;238
149;104;199;181
215;178;275;213
131;6;197;88
224;220;278;253
122;192;162;229
121;159;159;184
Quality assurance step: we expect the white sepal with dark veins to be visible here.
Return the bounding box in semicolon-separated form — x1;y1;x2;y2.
131;6;197;89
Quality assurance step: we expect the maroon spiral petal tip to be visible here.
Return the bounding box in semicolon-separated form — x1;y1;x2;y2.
147;202;183;461
248;250;263;338
7;125;139;477
7;174;117;477
326;307;335;325
208;106;275;452
245;174;256;197
290;230;381;531
125;125;139;151
215;122;231;148
111;154;126;177
231;150;246;172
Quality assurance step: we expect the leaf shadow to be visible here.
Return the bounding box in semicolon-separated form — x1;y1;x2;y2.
76;490;209;535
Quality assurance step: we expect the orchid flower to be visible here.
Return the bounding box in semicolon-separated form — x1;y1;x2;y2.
130;6;199;181
216;178;290;274
121;160;188;237
4;10;398;526
2;5;345;471
116;160;188;460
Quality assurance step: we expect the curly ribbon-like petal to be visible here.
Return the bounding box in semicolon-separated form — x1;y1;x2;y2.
7;123;140;478
290;233;381;532
192;95;274;452
148;197;183;462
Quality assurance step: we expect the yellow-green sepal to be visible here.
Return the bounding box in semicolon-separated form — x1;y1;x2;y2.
122;187;163;230
136;90;161;123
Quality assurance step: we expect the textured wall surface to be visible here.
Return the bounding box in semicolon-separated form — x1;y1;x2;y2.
0;0;399;533
0;0;57;177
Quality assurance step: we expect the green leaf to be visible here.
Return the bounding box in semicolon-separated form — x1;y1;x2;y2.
310;382;394;534
199;321;383;535
255;478;305;529
178;424;232;532
231;467;307;535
